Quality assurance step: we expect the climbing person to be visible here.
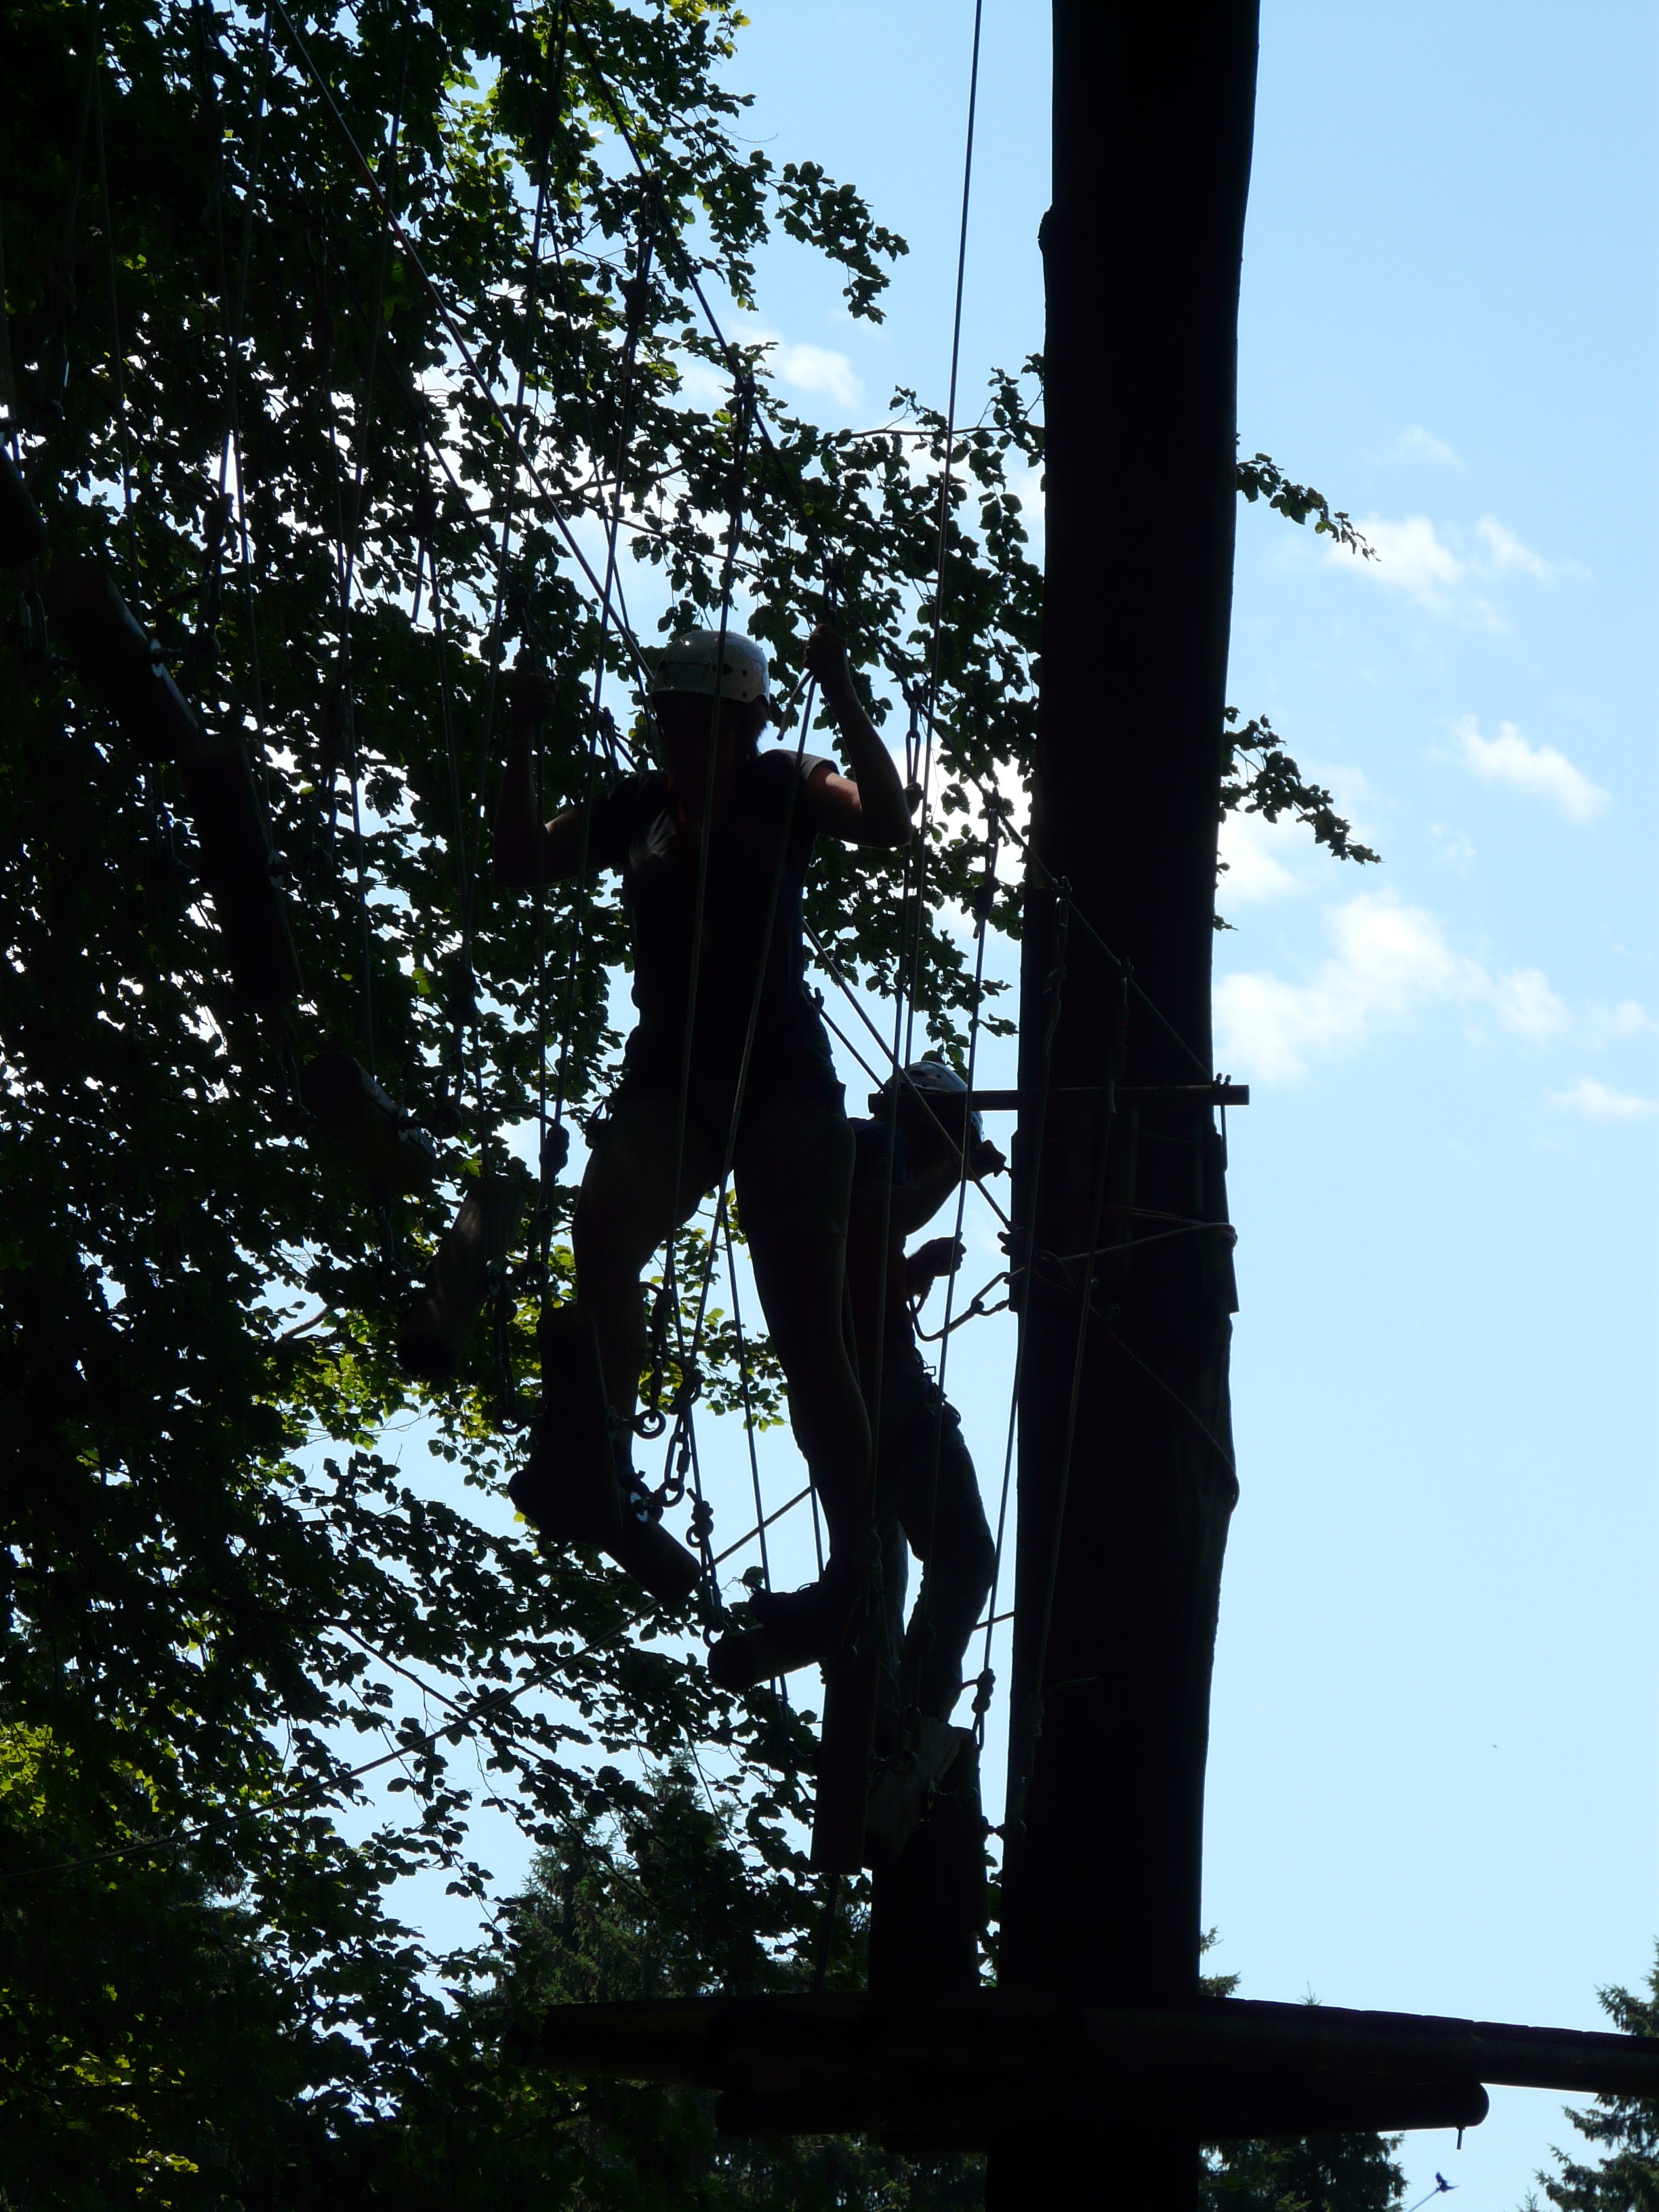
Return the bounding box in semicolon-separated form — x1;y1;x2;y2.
708;1058;1001;1711
494;623;911;1637
848;1061;1000;1725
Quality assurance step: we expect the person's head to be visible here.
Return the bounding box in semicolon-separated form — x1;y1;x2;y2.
871;1058;981;1167
649;630;770;788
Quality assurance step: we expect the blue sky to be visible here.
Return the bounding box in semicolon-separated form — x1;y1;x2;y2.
692;3;1658;2202
382;9;1655;2204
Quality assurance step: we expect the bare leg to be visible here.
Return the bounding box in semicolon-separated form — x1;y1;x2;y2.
571;1092;719;1448
735;1089;870;1558
895;1408;996;1723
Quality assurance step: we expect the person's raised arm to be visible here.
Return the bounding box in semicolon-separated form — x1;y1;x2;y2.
800;624;912;848
494;663;589;888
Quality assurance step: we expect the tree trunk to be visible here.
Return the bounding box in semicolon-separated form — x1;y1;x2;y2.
989;6;1258;2205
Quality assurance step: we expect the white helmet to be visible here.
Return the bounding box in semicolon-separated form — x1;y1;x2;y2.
872;1058;984;1145
651;628;770;705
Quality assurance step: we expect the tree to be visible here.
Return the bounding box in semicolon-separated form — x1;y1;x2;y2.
0;0;1376;2195
1534;1954;1659;2212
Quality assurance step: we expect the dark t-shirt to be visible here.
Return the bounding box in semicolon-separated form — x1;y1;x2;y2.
845;1117;916;1357
590;747;839;1132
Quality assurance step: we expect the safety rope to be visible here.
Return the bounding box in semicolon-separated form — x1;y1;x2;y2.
268;0;656;694
453;7;568;1105
647;380;764;1586
905;804;997;1702
900;0;983;1069
218;5;272;768
89;19;134;554
547;208;657;1148
972;882;1069;1746
0;191;15;439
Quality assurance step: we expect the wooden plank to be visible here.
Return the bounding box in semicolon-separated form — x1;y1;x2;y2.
514;1988;1659;2143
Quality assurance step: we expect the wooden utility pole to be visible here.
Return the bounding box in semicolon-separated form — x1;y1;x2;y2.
991;7;1260;2207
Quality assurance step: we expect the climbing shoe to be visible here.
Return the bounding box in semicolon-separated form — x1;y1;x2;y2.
707;1620;795;1692
610;1476;702;1607
710;1551;865;1689
748;1550;863;1663
508;1306;624;1551
510;1312;700;1605
398;1179;523;1384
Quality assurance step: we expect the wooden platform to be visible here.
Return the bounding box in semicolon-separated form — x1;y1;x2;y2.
514;1990;1659;2146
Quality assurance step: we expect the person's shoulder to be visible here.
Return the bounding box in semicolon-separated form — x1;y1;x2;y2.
590;768;668;859
613;763;667;799
851;1115;906;1185
746;745;834;784
600;766;668;817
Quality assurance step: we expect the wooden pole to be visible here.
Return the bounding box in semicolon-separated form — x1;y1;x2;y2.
990;7;1259;2206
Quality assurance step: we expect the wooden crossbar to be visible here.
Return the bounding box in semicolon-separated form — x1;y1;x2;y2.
514;1990;1659;2146
969;1082;1250;1111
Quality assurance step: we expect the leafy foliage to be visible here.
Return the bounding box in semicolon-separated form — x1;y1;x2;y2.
1216;708;1379;926
1236;451;1374;556
0;0;1382;2194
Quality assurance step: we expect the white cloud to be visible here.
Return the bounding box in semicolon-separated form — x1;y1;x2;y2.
1551;1076;1658;1121
1216;889;1571;1082
1584;999;1658;1044
1450;714;1608;823
772;341;863;409
674;357;729;413
1473;515;1555;581
730;323;863;413
1491;966;1572;1041
1393;424;1465;470
1217;808;1306;904
1429;823;1477;873
1355;514;1469;611
1330;512;1559;626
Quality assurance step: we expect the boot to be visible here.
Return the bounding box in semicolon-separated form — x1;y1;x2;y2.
507;1305;623;1551
866;1732;987;1994
398;1179;524;1383
747;1549;862;1664
509;1310;701;1607
609;1469;703;1607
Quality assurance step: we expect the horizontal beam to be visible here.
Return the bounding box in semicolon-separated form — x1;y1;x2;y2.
969;1082;1249;1111
513;1991;1656;2146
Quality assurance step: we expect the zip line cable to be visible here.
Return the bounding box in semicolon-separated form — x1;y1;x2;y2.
455;7;569;1066
902;0;983;1070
